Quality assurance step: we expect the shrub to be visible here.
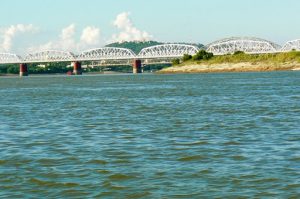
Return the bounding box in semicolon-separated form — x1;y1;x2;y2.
182;54;192;62
193;50;214;61
172;59;180;65
7;65;19;74
233;51;245;55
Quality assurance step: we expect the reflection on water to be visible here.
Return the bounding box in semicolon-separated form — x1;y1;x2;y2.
0;72;300;198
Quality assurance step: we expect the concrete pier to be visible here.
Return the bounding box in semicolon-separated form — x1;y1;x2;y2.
132;59;142;74
19;63;28;76
73;61;82;75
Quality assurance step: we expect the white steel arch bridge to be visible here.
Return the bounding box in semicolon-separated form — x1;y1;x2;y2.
0;44;199;64
206;37;281;55
23;50;76;63
281;39;300;52
0;53;22;64
138;44;199;58
77;47;136;61
1;39;300;65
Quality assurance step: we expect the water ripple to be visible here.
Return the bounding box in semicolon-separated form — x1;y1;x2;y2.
0;72;300;198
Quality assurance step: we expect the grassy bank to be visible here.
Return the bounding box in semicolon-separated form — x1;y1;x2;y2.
159;51;300;73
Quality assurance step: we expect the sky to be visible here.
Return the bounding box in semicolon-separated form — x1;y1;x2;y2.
1;0;300;55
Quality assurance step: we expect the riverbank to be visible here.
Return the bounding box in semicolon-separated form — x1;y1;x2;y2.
0;71;130;77
158;51;300;74
158;62;300;74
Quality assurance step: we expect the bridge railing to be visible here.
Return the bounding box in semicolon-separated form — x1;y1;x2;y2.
0;53;22;64
138;44;200;58
77;47;137;61
23;50;76;63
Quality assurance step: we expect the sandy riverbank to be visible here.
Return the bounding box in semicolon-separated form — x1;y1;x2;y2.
158;62;300;74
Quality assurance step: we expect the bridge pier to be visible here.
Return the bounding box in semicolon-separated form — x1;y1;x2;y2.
19;63;28;77
72;61;82;75
132;59;142;74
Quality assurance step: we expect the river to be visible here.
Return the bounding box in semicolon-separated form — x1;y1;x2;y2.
0;72;299;198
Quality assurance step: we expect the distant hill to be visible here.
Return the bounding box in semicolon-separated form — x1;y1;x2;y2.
105;41;204;54
105;41;163;54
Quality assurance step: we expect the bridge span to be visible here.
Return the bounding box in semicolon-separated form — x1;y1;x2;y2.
2;37;300;76
0;44;199;76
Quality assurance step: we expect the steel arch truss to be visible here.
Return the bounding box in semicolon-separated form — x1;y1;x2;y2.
138;44;200;58
206;37;281;55
281;39;300;52
0;53;22;64
77;47;136;61
24;50;75;63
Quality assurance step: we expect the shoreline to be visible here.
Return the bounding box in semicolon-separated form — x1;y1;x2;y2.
158;62;300;74
0;71;130;77
1;63;300;77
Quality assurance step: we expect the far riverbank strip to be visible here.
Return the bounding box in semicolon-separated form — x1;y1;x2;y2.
158;62;300;74
158;50;300;74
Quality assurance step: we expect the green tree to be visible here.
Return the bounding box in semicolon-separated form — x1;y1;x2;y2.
7;65;19;74
193;50;213;61
172;59;180;65
182;54;192;62
0;65;7;73
233;51;245;55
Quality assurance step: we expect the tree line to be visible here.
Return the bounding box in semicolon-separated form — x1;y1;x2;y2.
172;50;214;65
0;63;73;75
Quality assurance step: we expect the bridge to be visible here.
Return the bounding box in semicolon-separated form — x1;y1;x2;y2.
1;37;300;76
205;37;300;55
0;44;200;76
206;37;281;55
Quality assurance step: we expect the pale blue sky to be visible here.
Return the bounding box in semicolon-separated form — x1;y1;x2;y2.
1;0;300;54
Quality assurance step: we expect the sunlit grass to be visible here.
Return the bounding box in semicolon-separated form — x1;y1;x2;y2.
179;51;300;66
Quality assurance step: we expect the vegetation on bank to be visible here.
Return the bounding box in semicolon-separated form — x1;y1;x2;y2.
81;63;171;73
0;62;171;75
158;50;300;73
172;50;214;65
0;63;73;75
172;50;300;66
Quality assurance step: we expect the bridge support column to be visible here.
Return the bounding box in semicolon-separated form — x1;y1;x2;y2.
19;63;28;77
132;59;142;74
72;61;82;75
